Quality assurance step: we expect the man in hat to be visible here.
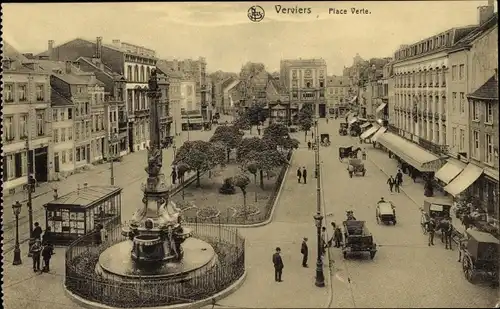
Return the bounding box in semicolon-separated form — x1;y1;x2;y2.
301;238;309;267
297;167;302;183
272;247;284;282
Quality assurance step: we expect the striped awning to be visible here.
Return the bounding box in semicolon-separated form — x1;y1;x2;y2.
348;117;358;125
375;103;387;113
435;159;467;184
377;132;443;172
444;163;483;197
350;96;358;104
360;122;371;129
360;125;380;140
371;127;387;142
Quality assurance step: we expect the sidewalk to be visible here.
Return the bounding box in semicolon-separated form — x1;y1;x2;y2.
214;147;331;308
362;143;466;235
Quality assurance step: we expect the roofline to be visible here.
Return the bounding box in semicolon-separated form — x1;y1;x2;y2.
51;87;73;105
76;56;115;80
2;69;50;76
467;95;498;101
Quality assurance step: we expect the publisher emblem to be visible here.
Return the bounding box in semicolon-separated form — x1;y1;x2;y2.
248;5;265;22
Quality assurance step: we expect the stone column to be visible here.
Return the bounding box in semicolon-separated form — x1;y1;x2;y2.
432;94;438;143
426;94;431;140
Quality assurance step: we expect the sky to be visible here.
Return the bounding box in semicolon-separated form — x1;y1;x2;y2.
2;1;496;75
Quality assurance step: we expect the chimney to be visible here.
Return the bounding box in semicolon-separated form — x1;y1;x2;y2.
477;2;494;25
96;37;103;59
72;61;80;70
48;40;54;60
65;61;72;74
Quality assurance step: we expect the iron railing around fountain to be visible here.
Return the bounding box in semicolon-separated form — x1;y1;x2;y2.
65;223;245;308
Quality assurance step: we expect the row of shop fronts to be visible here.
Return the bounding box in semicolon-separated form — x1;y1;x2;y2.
354;117;499;220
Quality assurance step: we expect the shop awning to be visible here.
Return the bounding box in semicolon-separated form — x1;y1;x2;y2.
360;125;380;140
435;158;467;184
444;163;483;197
375;103;387;113
360;122;371;129
348;117;358;124
376;132;443;172
350;96;358;104
371;127;387;142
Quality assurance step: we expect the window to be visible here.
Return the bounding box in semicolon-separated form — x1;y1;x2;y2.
486;102;493;123
53;110;58;122
94;94;98;106
68;127;73;140
485;134;494;164
4;83;14;102
75;104;80;116
472;131;480;159
85;102;89;115
76;148;80;161
77;86;84;94
18;84;27;101
452;127;457;147
451;66;457;81
319;81;324;88
21;152;27;176
68;108;73;119
60;109;65;120
460;93;465;114
61;128;66;142
6;155;15;180
472;101;480;121
62;151;67;164
459;64;465;80
36;110;45;136
459;129;465;151
19;114;28;138
4;116;15;140
54;128;59;143
68;149;73;162
452;92;457;111
36;84;44;101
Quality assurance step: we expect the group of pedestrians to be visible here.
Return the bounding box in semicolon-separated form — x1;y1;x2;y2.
30;222;54;273
387;169;404;193
296;167;308;184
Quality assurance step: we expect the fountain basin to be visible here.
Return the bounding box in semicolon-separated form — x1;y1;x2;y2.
96;237;217;282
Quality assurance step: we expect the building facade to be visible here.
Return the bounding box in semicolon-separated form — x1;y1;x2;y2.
36;37;159;153
50;88;75;176
2;43;52;193
389;25;476;155
280;59;327;117
326;75;350;116
180;80;202;129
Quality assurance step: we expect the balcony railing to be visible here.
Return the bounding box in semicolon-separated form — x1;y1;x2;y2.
442;114;446;121
418;138;449;155
434;112;440;120
427;111;433;117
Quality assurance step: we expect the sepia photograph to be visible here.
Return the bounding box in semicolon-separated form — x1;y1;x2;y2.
1;1;499;308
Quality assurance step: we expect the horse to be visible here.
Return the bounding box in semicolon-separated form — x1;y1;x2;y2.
437;218;453;250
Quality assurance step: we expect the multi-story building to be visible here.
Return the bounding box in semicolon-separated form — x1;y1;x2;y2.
165;72;183;136
446;8;497;161
326;75;350;116
36;37;158;153
387;24;477;163
180;79;202;130
76;56;128;158
157;57;211;120
2;42;52;193
280;59;327;117
223;78;241;117
50;87;75;176
87;77;107;163
466;72;498;216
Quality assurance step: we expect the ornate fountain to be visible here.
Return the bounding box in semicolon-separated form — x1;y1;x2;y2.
95;70;216;281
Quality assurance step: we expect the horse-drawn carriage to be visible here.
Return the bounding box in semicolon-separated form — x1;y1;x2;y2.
342;220;377;259
347;158;366;177
459;229;499;285
320;134;331;147
339;146;362;161
349;122;361;137
420;197;453;234
376;201;396;225
339;122;348;136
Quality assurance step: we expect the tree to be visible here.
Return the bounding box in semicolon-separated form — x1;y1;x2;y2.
263;123;291;150
244;149;289;189
236;137;272;161
233;113;251;131
233;173;251;218
281;138;300;151
297;106;314;141
173;140;222;187
176;163;190;200
246;162;259;202
246;103;267;126
210;126;244;162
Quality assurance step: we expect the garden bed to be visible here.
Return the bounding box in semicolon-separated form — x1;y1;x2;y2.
172;151;292;225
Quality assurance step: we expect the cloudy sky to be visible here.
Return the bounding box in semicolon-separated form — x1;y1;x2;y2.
2;1;495;75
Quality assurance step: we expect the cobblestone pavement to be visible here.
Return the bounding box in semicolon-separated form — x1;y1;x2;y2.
321;118;497;308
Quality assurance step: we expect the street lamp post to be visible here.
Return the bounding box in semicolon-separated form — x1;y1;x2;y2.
25;138;35;257
109;134;118;185
313;119;325;288
12;201;23;265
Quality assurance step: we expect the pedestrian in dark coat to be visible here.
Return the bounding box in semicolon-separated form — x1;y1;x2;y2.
31;239;42;272
396;170;403;186
302;167;307;184
41;243;54;272
387;176;395;192
301;238;308;267
311;131;314;139
394;179;400;193
272;247;284;282
32;222;43;241
42;227;52;245
334;227;343;248
307;141;312;150
171;166;177;185
296;168;302;183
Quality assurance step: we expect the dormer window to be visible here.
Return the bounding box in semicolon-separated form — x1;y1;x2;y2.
2;59;12;70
